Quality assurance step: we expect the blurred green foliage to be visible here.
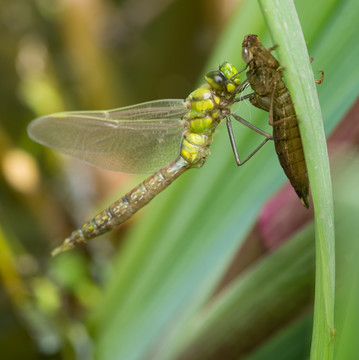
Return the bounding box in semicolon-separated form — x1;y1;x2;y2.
1;0;221;358
0;0;358;359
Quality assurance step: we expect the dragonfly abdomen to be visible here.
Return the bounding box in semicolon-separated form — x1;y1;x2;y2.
273;116;308;206
180;132;213;166
51;157;190;255
272;83;309;206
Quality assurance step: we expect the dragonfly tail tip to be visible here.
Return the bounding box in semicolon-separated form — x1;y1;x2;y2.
295;189;310;208
51;239;73;256
299;194;310;208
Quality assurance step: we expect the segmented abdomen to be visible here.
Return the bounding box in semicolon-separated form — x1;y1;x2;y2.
248;73;309;207
52;157;190;255
273;114;309;207
271;85;308;206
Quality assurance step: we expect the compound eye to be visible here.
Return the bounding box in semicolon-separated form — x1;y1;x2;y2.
242;47;253;64
205;70;226;90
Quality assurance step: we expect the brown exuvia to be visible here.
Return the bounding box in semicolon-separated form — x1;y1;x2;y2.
242;34;311;208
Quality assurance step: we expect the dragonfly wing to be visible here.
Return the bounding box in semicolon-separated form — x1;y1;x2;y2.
28;99;187;173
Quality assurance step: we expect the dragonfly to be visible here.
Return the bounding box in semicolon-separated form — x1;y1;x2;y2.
242;34;323;208
28;62;272;256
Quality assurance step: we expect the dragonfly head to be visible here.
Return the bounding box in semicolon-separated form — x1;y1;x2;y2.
242;34;280;69
205;62;241;94
242;34;257;64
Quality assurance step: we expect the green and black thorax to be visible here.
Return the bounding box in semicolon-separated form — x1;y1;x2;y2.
179;62;244;167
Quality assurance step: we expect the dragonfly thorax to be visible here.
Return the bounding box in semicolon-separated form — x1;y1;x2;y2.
180;63;244;167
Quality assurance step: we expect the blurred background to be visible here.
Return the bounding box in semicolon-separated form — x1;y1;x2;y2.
0;0;358;359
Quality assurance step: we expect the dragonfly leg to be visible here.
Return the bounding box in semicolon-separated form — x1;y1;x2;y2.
228;81;250;104
238;80;250;92
236;64;249;74
229;64;248;81
272;114;297;126
232;80;250;99
226;115;271;166
315;70;324;84
310;57;324;84
268;81;277;126
268;44;278;52
230;112;273;139
234;92;253;103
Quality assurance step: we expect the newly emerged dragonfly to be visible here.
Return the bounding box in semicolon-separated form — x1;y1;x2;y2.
28;62;272;255
242;34;319;208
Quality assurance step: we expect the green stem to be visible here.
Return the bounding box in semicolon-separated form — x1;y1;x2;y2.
256;0;335;359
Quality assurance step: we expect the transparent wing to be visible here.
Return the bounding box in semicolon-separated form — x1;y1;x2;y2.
28;99;187;173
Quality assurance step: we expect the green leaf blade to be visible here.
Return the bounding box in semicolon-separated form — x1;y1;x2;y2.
257;1;335;358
